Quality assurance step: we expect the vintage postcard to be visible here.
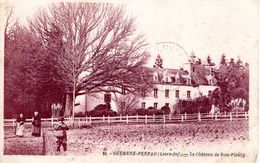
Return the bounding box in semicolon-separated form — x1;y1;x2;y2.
0;0;258;163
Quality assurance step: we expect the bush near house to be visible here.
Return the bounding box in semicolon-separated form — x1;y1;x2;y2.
74;112;86;117
175;96;212;114
161;105;171;114
134;106;170;115
86;104;117;117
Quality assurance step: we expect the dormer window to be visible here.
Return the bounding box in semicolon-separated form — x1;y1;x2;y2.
122;86;126;94
208;79;213;85
154;76;158;82
154;73;158;82
166;77;168;83
176;77;180;83
186;78;191;85
141;90;146;97
175;73;180;83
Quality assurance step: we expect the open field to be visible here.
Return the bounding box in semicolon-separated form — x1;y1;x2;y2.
44;120;249;155
4;126;44;155
4;120;249;155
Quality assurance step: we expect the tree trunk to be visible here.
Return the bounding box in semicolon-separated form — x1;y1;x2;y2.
64;94;73;117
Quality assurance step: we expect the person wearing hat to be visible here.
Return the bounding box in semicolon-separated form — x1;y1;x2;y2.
54;117;69;152
32;111;41;137
15;113;26;137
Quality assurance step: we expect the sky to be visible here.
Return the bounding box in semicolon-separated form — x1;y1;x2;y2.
5;0;258;68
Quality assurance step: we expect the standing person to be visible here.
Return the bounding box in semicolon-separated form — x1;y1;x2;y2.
54;117;69;152
15;113;25;137
32;111;41;137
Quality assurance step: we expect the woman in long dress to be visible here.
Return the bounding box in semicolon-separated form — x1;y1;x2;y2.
32;111;41;137
15;113;25;137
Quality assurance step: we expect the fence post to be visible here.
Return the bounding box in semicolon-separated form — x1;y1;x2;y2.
224;111;227;117
169;113;171;121
85;116;88;124
230;112;232;121
181;115;184;122
107;115;110;124
236;111;238;118
89;116;92;125
12;118;15;127
198;112;201;122
145;115;147;124
103;115;105;123
163;114;166;123
215;113;218;121
51;116;54;126
126;115;129;124
136;114;139;122
78;118;80;128
120;115;122;122
184;112;187;120
153;114;155;122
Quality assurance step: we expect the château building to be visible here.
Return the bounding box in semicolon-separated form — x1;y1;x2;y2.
74;54;218;113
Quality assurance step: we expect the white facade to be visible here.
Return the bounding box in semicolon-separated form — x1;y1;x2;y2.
75;58;218;113
137;84;218;112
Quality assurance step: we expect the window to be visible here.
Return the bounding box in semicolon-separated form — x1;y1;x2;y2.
166;77;168;83
165;103;169;107
141;102;146;108
121;101;126;110
208;90;212;96
154;75;158;82
187;91;191;98
141;90;146;97
165;89;169;98
176;78;180;83
175;90;179;98
154;88;158;98
122;86;126;95
154;102;158;109
208;79;213;85
187;78;191;85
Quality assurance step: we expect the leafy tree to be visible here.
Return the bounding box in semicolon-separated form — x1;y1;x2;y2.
153;54;163;68
213;56;249;111
207;55;212;65
220;53;227;66
175;96;212;114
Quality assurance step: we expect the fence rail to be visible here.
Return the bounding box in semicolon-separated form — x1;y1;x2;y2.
4;111;249;127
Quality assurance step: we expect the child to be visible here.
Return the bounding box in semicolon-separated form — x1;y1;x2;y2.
54;117;69;152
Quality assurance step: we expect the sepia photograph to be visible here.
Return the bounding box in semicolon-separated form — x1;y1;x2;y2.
1;0;258;162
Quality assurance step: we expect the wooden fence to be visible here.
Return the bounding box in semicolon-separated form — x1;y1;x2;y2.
4;111;249;127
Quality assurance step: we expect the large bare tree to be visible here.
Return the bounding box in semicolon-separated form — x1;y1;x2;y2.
28;3;151;118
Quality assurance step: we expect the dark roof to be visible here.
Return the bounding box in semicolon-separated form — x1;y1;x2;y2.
145;67;189;75
144;65;217;86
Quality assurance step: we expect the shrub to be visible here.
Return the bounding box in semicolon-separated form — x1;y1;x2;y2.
88;104;117;117
75;112;86;117
176;96;212;114
148;106;155;110
161;105;171;114
135;108;147;115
